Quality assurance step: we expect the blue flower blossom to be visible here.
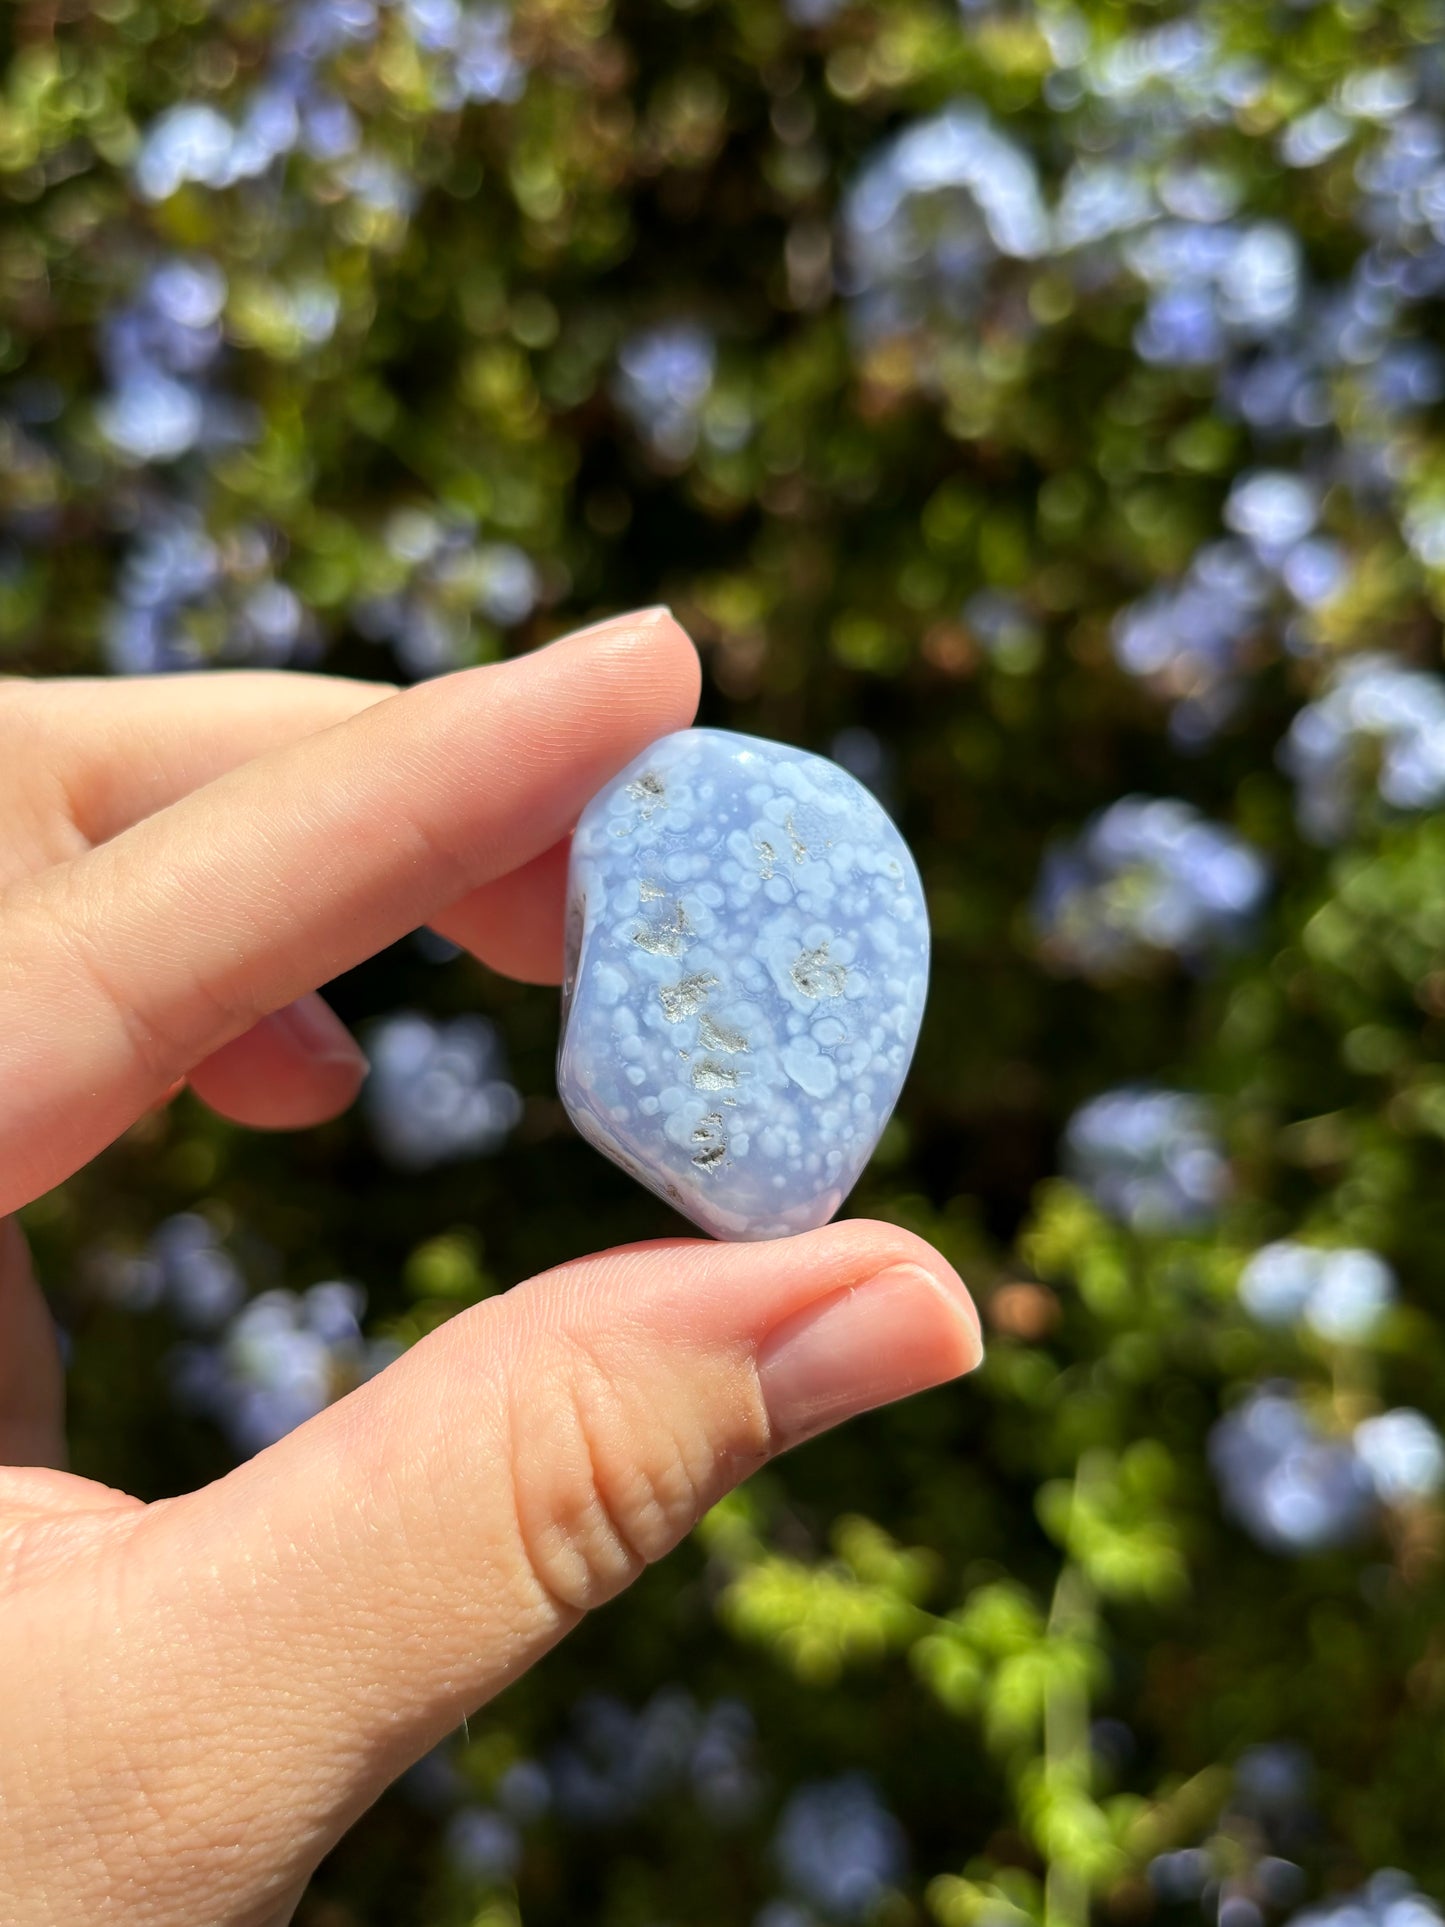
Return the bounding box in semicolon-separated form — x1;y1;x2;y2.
104;509;313;674
352;512;540;676
842;106;1048;346
613;324;717;463
447;8;527;107
1289;1874;1445;1927
1111;542;1273;742
170;1280;396;1455
1233;1740;1314;1820
1065;1086;1230;1230
1055;161;1155;251
97;256;228;464
1210;1386;1375;1552
496;1759;551;1822
135;104;243;201
1224;470;1319;555
281;0;381;63
548;1690;759;1829
1149;1848;1213;1901
401;1691;756;1880
1129;221;1302;366
444;1805;522;1884
1238;1242;1397;1342
1353;1410;1445;1502
773;1775;907;1924
1211;1387;1445;1552
134;0;522;212
1036;797;1269;975
1281;654;1445;840
149;1213;247;1331
1280;107;1353;170
99;1211;246;1326
364;1011;523;1168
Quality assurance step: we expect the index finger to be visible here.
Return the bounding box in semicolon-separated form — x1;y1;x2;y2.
0;609;698;1212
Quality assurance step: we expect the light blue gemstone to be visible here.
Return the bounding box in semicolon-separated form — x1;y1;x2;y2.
557;727;930;1241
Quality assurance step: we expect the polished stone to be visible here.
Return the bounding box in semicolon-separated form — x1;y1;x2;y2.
557;728;930;1241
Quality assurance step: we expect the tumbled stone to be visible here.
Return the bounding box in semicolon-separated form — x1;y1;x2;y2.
557;727;930;1241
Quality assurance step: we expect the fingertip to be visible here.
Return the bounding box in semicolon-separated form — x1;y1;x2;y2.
753;1217;982;1353
757;1260;982;1447
188;1057;368;1132
546;606;701;722
186;996;369;1131
855;1224;983;1356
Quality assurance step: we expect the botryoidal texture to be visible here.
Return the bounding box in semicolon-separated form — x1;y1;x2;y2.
558;728;930;1241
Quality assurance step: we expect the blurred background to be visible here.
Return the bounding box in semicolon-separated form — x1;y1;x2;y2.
7;0;1445;1921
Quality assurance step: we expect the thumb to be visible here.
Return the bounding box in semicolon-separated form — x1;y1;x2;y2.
15;1221;980;1922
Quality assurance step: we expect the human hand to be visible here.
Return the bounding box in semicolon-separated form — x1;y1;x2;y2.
0;611;982;1926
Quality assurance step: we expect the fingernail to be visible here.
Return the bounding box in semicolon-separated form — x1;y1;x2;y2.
267;995;369;1079
757;1263;984;1448
553;605;673;647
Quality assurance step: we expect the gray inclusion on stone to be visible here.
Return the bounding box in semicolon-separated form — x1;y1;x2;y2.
557;727;930;1242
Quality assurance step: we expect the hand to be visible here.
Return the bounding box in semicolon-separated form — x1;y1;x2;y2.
0;611;982;1927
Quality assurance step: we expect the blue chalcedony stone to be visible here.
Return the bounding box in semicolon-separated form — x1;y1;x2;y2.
557;727;930;1241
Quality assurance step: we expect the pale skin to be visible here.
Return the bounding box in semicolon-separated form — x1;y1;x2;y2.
0;609;982;1926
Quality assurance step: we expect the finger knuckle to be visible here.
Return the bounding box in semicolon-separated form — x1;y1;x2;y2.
506;1333;715;1616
